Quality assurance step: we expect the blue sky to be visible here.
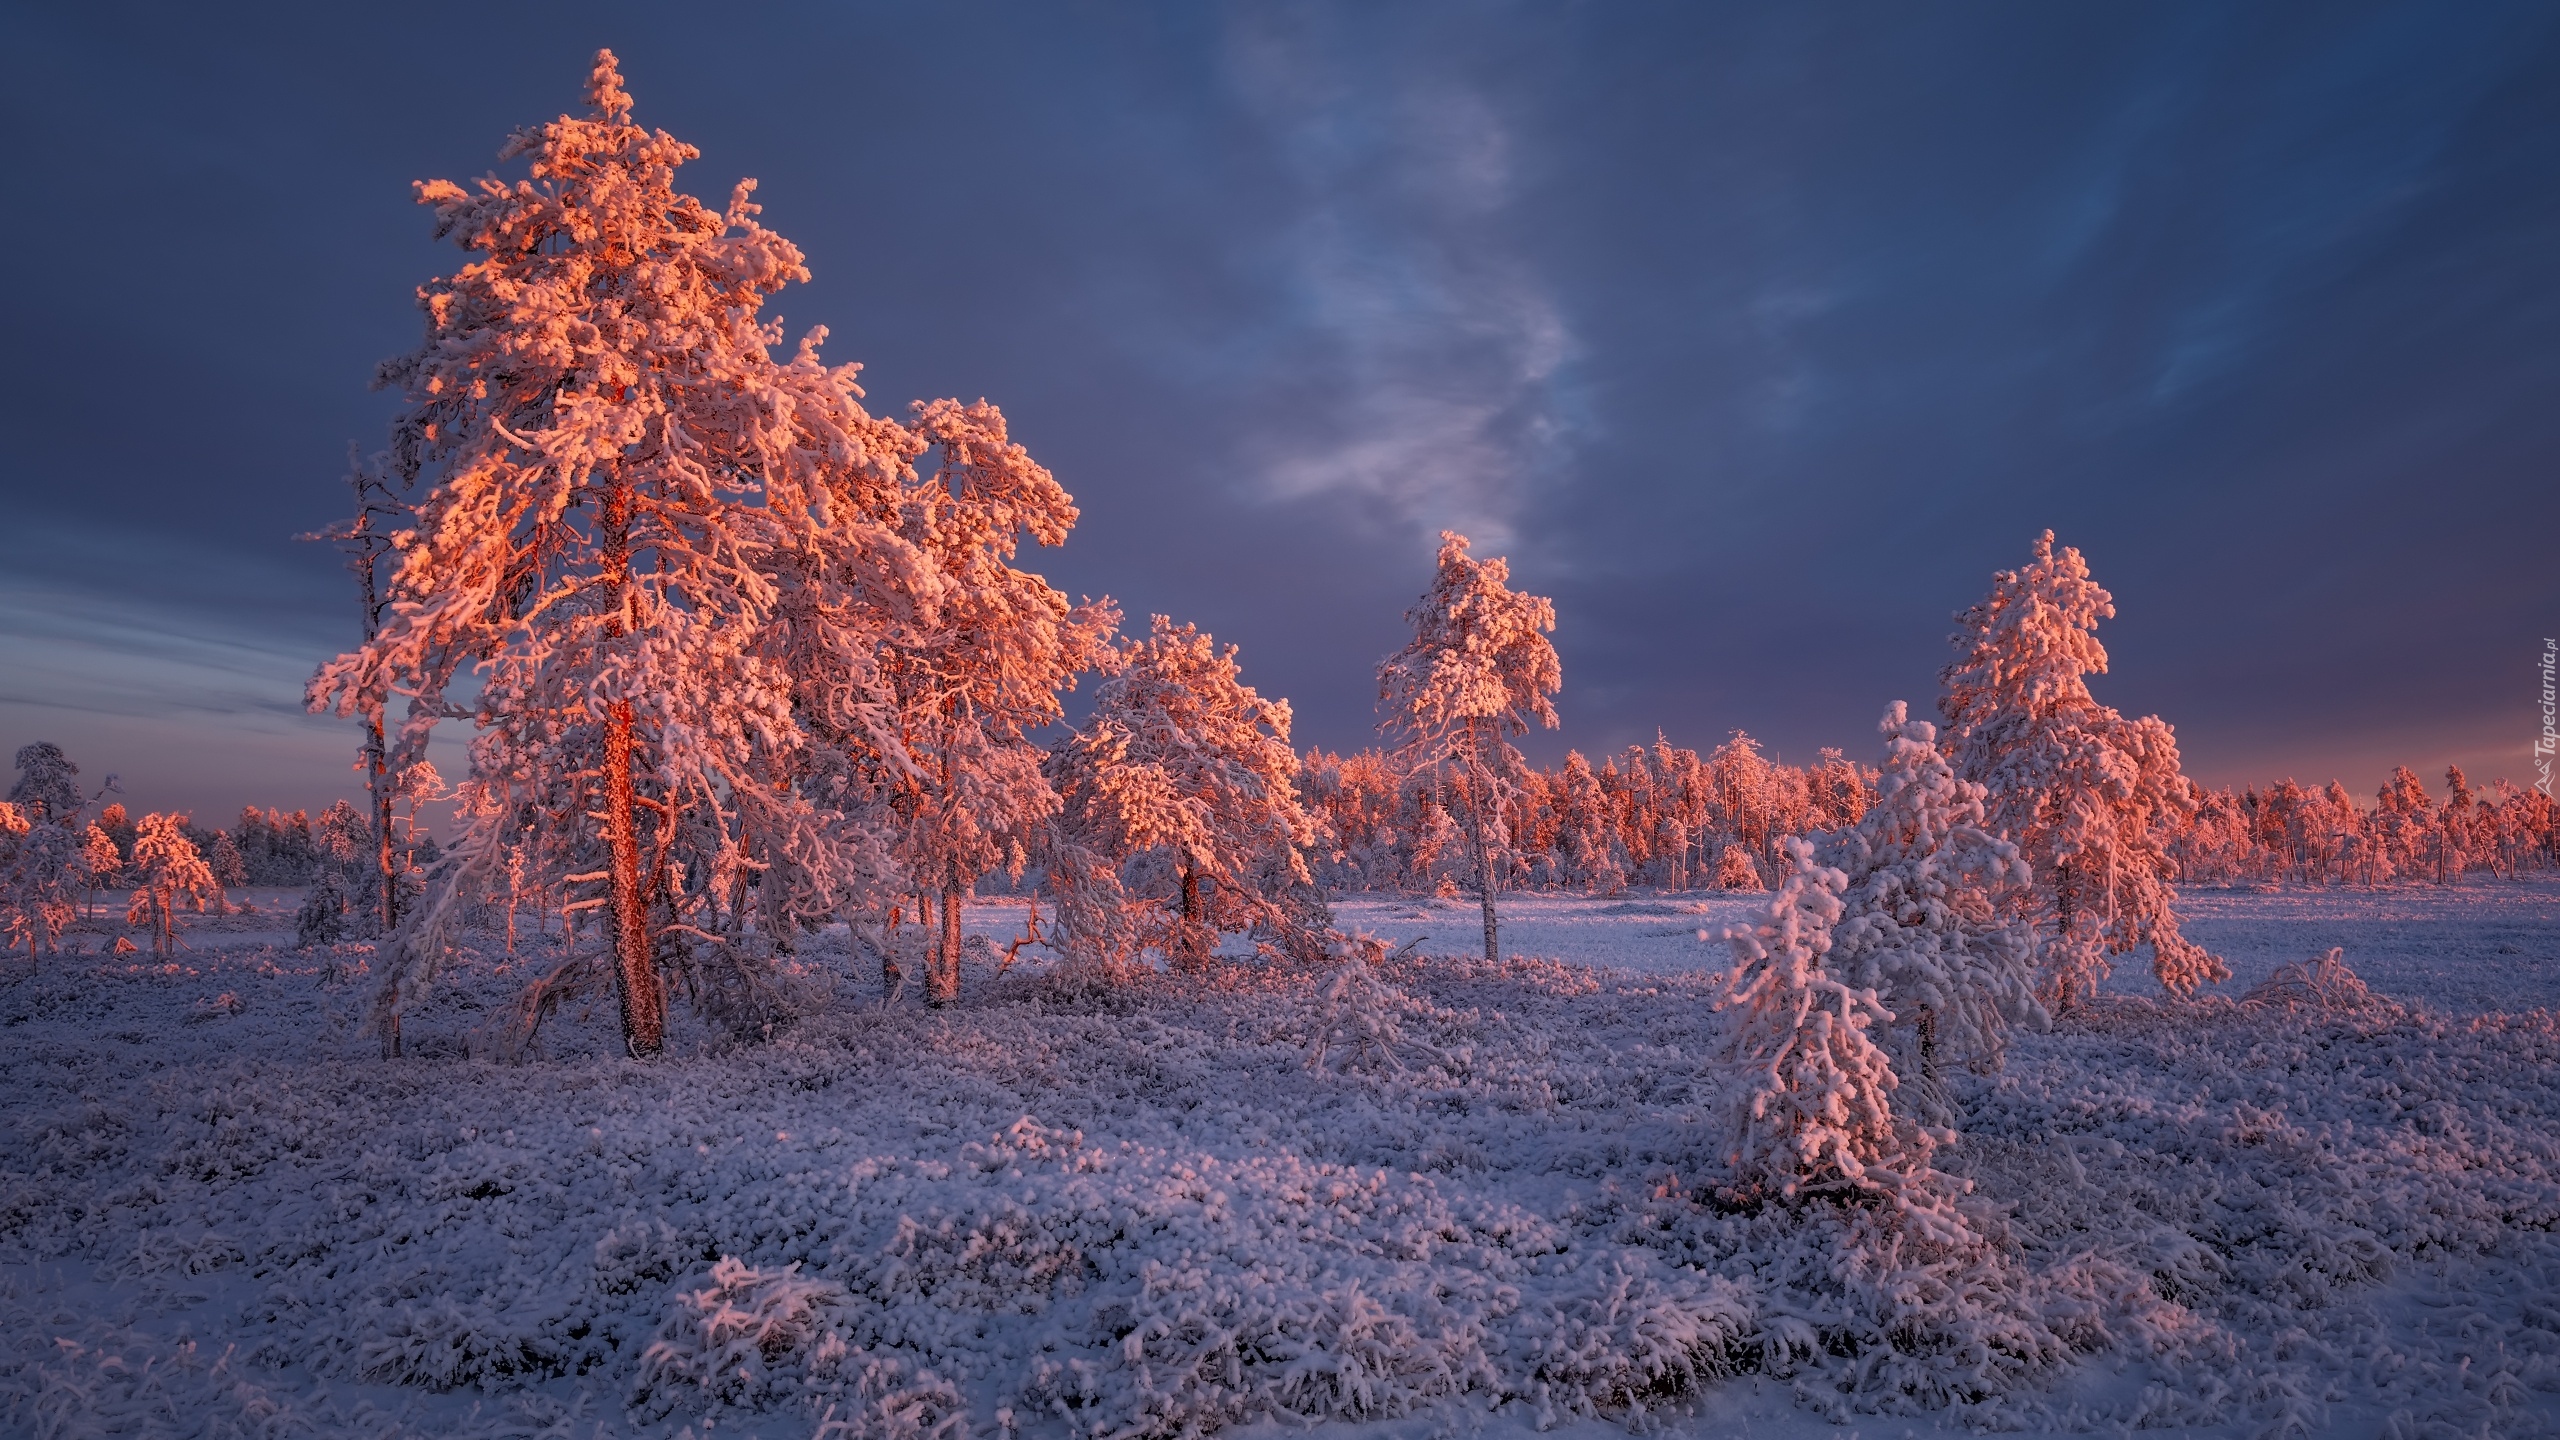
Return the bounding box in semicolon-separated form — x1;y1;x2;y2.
2;1;2554;823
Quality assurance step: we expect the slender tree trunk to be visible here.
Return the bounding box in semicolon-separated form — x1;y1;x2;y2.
882;904;905;997
932;878;965;1006
597;462;663;1058
1464;723;1499;964
1177;863;1209;970
369;711;397;935
604;700;664;1057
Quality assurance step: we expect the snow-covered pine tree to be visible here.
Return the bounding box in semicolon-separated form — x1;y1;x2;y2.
0;805;73;956
1377;532;1561;964
1939;532;2226;1007
7;743;83;823
126;813;220;957
209;831;248;889
83;823;122;900
1705;732;1782;889
2433;766;2475;884
1046;615;1318;969
311;53;924;1056
1;744;110;956
96;803;136;864
2374;766;2444;885
1820;703;2043;1092
1712;842;1765;892
2169;785;2253;886
874;400;1117;1005
1714;838;1960;1236
1552;751;1626;894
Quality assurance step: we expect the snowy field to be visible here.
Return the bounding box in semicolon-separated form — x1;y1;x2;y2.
5;881;2558;1438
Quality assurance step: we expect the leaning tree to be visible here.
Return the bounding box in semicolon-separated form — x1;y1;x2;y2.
1377;531;1561;965
1939;531;2225;1007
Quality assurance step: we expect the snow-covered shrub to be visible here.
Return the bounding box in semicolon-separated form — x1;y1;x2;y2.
2241;948;2402;1019
1820;702;2044;1091
1505;1253;1755;1425
1713;839;1964;1239
635;1255;926;1420
1296;947;1447;1077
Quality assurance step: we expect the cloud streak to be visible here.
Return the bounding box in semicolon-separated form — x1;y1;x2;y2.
1218;11;1575;552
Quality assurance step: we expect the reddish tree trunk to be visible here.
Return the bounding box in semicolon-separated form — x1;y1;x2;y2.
370;711;397;935
1177;863;1208;971
605;699;664;1057
931;879;965;1006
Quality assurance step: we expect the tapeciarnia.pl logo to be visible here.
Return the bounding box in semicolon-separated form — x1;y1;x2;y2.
2538;637;2557;797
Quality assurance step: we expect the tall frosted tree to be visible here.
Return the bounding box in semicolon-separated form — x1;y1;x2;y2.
1377;531;1561;964
874;400;1117;1005
308;460;412;934
1939;532;2225;1007
1047;615;1316;968
1706;731;1783;887
310;53;921;1056
1552;750;1625;894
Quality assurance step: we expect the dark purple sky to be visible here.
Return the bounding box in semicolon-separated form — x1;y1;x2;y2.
4;1;2556;825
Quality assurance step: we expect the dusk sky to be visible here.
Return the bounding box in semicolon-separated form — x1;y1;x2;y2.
3;1;2556;826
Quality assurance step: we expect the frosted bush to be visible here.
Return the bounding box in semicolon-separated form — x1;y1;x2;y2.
1505;1253;1756;1426
2242;947;2402;1018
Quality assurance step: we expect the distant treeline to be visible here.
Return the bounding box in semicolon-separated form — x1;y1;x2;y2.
80;801;437;890
1301;731;1874;894
2171;767;2556;887
1295;740;2558;896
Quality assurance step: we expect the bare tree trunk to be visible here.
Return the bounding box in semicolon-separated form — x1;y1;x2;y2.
932;878;966;1006
1177;863;1207;970
604;699;665;1057
597;460;663;1058
370;710;397;935
1465;723;1499;965
882;904;905;997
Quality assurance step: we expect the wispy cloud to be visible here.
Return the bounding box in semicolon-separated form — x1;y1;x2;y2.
1219;11;1575;552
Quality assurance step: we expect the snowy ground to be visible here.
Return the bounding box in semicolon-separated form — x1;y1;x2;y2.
4;880;2558;1438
